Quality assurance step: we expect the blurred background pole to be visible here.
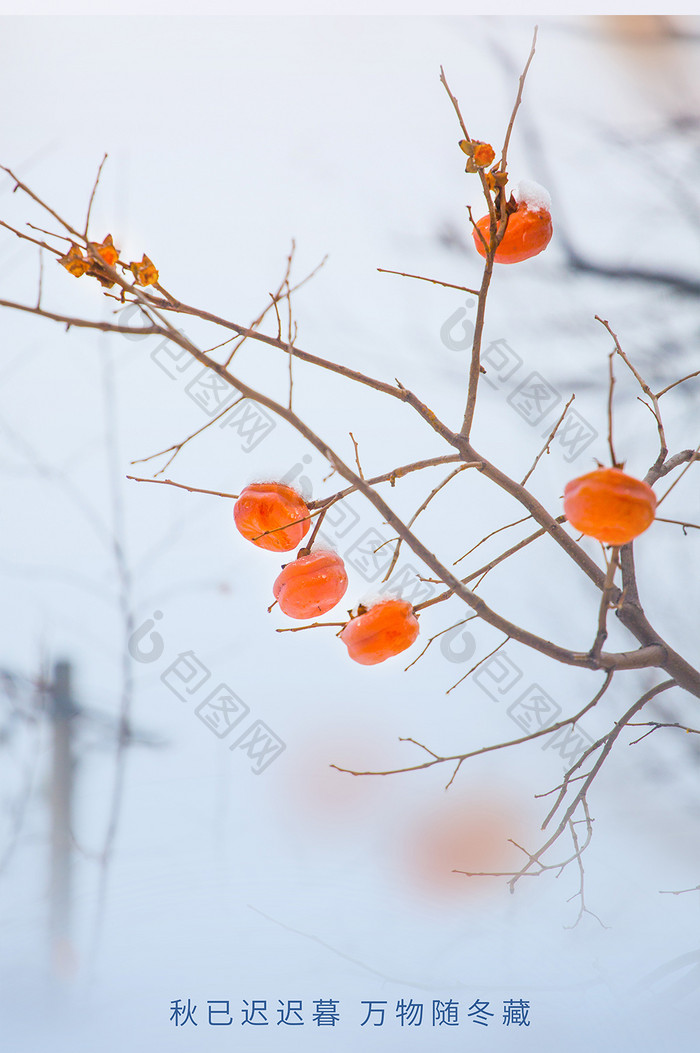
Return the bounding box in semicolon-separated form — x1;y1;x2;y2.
49;659;74;978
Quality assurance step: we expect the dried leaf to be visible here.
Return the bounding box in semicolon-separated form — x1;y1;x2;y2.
58;244;89;278
86;266;115;288
90;233;119;267
129;254;159;287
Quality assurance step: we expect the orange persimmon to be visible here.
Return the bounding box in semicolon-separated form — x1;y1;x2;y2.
340;599;419;666
273;550;348;619
564;466;657;545
473;180;552;264
234;482;311;552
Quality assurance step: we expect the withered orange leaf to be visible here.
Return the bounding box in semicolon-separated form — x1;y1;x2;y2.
86;265;116;288
90;234;119;267
129;254;159;287
58;244;90;278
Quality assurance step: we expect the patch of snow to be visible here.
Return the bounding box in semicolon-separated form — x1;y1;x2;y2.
514;178;552;212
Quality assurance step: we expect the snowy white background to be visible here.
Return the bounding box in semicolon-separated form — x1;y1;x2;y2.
1;14;699;1051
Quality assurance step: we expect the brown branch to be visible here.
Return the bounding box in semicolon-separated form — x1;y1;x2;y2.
488;679;678;891
348;432;364;480
298;506;328;556
656;369;700;399
596;315;667;473
416;518;565;613
331;671;614;781
499;26;539;174
520;395;575;486
84;153;108;239
453;514;533;565
126;475;238;499
307;455;471;510
377;267;479;296
117;287;412;401
0;164;81;239
445;636;509;695
646;449;700;485
541;679;676;834
0;220;63;257
438;68;503;443
403;615;478;671
563;806;608;929
276;620;345;633
607;348;618;468
627;720;700;746
655;516;700;531
459;250;494;441
588;546;620;660
657;441;700;507
0;298;163;337
382;464;469;583
130;396;245;476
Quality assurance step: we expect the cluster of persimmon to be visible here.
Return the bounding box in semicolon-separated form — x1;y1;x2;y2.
229;151;650;665
233;466;655;667
58;234;159;289
233;482;420;665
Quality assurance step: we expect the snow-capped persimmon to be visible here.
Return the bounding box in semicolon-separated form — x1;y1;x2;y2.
473;180;552;264
340;599;420;666
234;482;311;552
564;466;657;546
273;550;348;619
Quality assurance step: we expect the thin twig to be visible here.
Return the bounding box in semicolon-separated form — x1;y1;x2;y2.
130;396;245;476
276;621;345;633
382;465;470;582
126;475;239;499
499;26;538;173
331;672;614;780
597;316;667;473
656;442;700;507
607;350;617;468
349;432;364;480
453;514;533;565
446;637;509;695
84;152;108;239
588;546;620;660
377;267;479;295
0;164;81;238
627;720;700;746
655;516;700;531
403;615;478;671
307;455;471;510
417;517;566;612
520;395;575;486
656;369;700;399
